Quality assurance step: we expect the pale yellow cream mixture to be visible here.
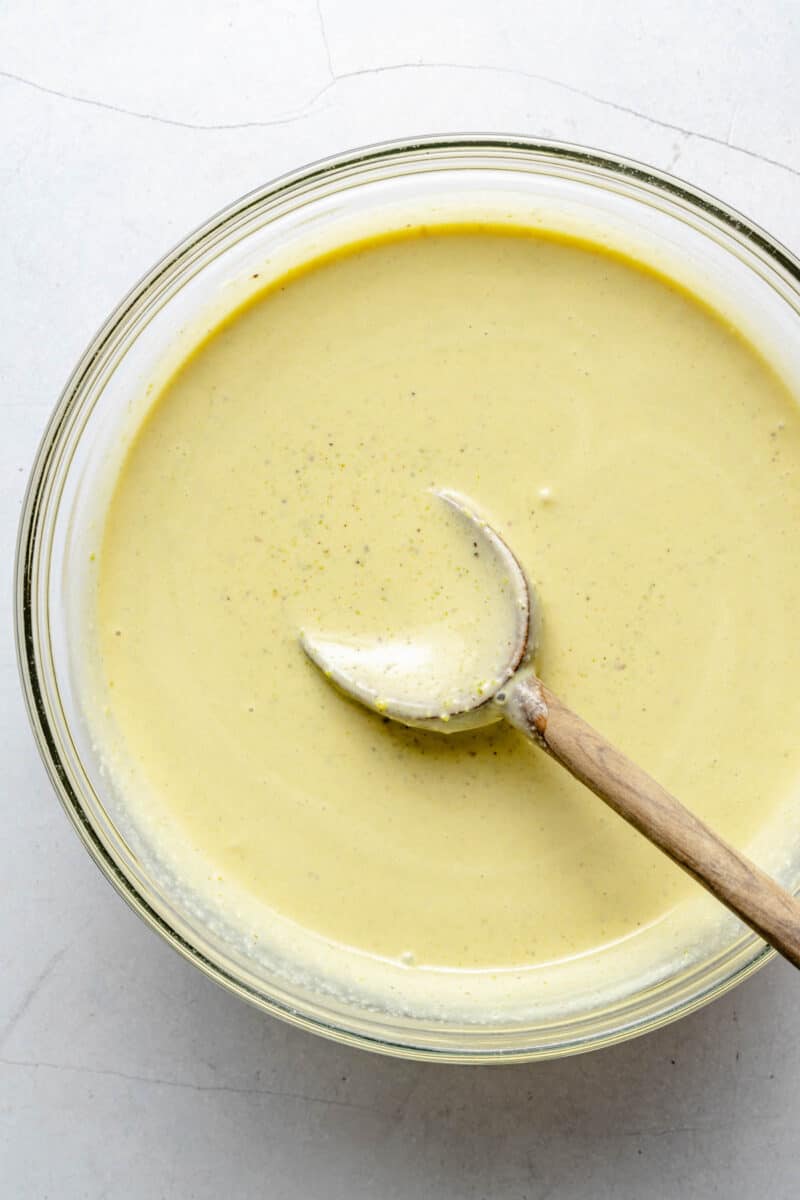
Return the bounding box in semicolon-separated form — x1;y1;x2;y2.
95;226;800;981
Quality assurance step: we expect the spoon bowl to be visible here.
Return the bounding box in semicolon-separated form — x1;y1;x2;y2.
301;489;539;730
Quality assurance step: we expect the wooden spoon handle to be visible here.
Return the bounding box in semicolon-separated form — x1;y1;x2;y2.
504;673;800;968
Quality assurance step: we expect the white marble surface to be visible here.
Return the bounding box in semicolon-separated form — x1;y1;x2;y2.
2;3;800;1196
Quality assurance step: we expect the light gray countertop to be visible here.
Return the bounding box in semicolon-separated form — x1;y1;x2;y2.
2;3;800;1196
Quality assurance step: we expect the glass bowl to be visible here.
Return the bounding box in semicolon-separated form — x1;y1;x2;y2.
16;136;800;1063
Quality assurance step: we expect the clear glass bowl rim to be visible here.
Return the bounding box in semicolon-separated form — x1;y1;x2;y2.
15;134;800;1064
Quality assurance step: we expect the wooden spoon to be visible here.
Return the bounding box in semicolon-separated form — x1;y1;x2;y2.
302;489;800;968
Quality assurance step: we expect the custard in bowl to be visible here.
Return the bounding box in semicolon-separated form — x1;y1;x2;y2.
17;139;800;1061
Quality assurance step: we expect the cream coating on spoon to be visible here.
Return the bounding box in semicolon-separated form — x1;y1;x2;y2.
301;488;539;730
